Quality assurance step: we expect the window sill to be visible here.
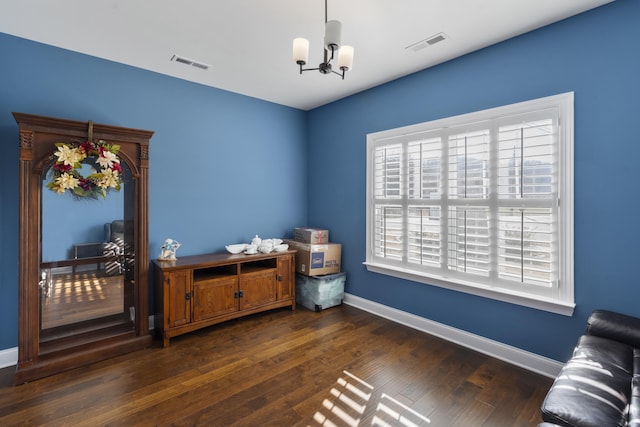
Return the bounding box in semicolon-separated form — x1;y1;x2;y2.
363;261;575;316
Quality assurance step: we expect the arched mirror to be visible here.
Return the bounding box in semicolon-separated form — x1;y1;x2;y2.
13;112;153;384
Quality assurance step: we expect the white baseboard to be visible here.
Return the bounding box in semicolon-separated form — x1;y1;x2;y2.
342;293;563;378
0;347;18;370
0;315;157;370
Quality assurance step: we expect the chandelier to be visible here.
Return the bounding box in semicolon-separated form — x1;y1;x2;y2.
292;0;354;79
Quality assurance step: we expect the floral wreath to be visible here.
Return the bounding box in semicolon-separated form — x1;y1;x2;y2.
46;140;123;199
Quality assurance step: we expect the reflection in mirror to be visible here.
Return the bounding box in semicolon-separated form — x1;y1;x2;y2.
40;161;134;333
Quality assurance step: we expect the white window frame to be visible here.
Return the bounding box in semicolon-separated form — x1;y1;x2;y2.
365;93;574;316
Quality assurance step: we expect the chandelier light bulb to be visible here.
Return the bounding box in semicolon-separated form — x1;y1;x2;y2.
337;45;354;71
324;20;342;51
292;38;309;65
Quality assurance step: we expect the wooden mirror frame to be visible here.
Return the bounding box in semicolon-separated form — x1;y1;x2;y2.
13;112;154;384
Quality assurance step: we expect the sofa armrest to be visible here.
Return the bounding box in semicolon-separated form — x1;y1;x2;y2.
586;309;640;348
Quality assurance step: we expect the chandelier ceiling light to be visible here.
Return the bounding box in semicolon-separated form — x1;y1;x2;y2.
292;0;354;80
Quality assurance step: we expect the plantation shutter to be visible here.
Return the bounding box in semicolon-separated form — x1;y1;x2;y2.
373;144;403;260
446;127;491;277
370;109;559;288
366;93;573;313
407;137;442;267
496;112;557;288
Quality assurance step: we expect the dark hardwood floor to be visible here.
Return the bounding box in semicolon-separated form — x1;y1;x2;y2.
0;304;552;426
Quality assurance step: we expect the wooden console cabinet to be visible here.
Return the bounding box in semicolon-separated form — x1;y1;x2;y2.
152;250;296;346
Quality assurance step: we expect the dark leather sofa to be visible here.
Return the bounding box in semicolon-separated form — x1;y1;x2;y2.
539;310;640;427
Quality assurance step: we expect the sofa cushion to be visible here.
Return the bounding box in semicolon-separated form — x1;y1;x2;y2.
588;310;640;349
541;335;632;427
572;335;634;375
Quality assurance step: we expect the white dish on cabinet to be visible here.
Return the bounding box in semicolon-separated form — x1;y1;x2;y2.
226;244;247;254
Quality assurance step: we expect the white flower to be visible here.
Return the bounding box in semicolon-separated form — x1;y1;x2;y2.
55;172;79;191
54;145;85;166
97;168;120;189
96;150;119;169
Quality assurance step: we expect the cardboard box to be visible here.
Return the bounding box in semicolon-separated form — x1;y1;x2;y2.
293;227;330;244
285;240;341;276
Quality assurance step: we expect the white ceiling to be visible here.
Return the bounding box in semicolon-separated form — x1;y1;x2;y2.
0;0;614;111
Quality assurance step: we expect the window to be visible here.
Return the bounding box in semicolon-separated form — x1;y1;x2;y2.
365;93;574;315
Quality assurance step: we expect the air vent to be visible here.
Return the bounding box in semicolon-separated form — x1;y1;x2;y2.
405;33;448;52
170;54;211;70
426;34;446;45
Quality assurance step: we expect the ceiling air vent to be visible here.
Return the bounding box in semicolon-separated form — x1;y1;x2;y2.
405;33;448;52
170;54;210;70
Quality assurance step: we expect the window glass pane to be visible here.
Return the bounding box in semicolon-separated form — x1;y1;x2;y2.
498;208;553;286
448;130;490;199
448;207;490;276
374;145;402;199
498;119;555;199
374;206;403;260
407;137;441;200
408;207;441;267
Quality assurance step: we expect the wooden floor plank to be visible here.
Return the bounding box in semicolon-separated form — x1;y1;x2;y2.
0;305;552;426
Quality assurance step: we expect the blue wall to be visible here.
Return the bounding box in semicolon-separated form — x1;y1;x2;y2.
41;172;125;261
307;0;640;362
1;0;638;363
0;33;307;350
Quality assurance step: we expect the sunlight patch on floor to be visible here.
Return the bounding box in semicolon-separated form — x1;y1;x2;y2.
372;393;431;426
311;370;430;427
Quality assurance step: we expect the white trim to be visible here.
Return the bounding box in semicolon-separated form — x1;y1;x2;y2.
364;261;575;316
342;292;564;378
0;315;156;369
0;347;18;369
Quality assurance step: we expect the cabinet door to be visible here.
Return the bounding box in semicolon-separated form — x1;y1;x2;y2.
167;270;191;328
239;270;276;310
277;254;295;301
193;277;238;322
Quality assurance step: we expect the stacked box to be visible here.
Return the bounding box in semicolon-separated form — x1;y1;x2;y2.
285;239;341;276
296;272;346;312
293;227;330;244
